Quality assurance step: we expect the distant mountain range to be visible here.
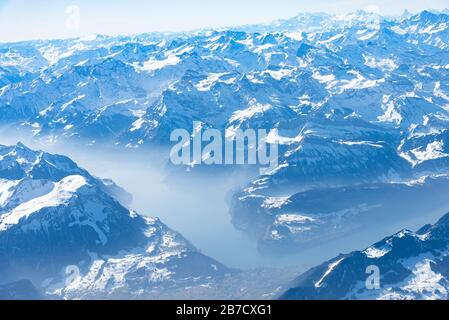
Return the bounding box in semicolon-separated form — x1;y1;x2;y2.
1;11;448;149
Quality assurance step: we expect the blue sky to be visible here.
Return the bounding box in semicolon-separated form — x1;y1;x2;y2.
0;0;448;42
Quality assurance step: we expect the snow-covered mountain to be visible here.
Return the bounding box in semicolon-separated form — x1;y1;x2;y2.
231;175;449;254
1;11;448;147
0;143;231;299
1;10;449;255
281;210;449;300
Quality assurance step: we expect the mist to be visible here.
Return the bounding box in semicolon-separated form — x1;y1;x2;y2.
2;129;447;273
0;130;295;269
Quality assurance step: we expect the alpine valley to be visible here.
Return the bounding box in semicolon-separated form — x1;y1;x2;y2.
0;143;292;299
2;9;449;300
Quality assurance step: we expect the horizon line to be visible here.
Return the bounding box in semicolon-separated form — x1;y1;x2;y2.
1;7;448;45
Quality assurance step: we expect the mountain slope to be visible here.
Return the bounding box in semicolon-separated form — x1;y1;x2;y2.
281;211;449;300
0;143;230;299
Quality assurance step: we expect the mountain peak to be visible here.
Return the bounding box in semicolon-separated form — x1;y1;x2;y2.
0;144;231;299
281;211;449;300
413;9;448;21
14;141;29;149
400;9;413;20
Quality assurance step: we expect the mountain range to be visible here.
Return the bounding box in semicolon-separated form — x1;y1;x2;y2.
281;210;449;300
2;11;449;254
0;143;232;299
0;142;299;299
2;9;449;300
